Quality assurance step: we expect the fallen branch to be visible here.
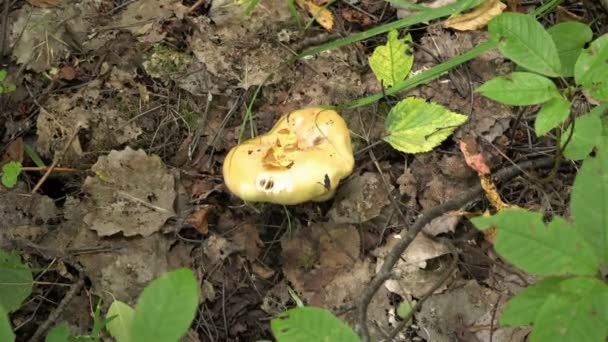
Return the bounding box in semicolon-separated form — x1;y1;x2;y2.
356;156;555;341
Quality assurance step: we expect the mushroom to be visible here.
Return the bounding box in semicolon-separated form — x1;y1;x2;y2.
222;107;355;205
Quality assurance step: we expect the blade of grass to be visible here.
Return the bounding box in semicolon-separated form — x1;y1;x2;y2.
24;143;46;167
293;0;484;61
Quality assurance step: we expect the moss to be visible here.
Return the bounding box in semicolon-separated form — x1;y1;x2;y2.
143;45;193;78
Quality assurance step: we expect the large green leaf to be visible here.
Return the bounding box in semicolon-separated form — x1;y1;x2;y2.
383;97;468;153
502;277;608;342
562;110;603;161
0;305;14;342
471;209;599;276
271;306;360;342
369;30;413;88
488;13;561;77
107;300;135;342
535;96;570;136
476;72;559;105
570;136;608;266
131;268;199;342
0;250;32;312
575;34;608;101
547;22;593;77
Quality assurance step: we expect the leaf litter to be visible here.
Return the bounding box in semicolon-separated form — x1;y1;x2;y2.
1;0;596;340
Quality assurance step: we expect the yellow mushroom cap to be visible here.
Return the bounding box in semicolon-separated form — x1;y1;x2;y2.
222;107;355;205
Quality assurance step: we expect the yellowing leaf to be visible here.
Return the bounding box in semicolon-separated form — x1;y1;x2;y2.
296;0;334;31
384;97;468;153
444;0;506;31
369;30;413;88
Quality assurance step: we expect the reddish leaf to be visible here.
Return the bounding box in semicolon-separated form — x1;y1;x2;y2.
459;137;491;175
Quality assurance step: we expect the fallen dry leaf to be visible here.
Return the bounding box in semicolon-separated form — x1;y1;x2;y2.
230;223;262;262
444;0;506;31
252;262;275;280
186;206;211;234
1;137;24;165
340;8;373;27
296;0;334;31
55;66;77;80
29;0;61;8
83;147;176;237
328;172;393;224
459;137;490;175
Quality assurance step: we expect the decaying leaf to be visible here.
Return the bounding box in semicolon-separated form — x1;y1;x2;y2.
328;172;393;224
230;223;262;262
296;0;334;31
186;206;211;235
459;136;490;175
29;0;61;7
83;147;176;237
444;0;506;31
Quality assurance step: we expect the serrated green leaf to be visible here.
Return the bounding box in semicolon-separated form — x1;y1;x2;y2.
383;97;467;153
535;96;570;136
2;162;22;189
476;72;559;105
488;13;561;77
131;268;199;342
471;209;599;276
547;22;592;77
570;136;608;266
271;306;360;342
575;34;608;101
45;322;71;342
0;305;14;342
107;300;134;342
0;250;32;312
562;110;602;160
369;30;413;88
502;277;608;342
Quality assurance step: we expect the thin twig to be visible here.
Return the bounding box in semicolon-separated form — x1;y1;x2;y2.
21;166;78;172
27;273;85;342
356;157;555;341
31;124;81;194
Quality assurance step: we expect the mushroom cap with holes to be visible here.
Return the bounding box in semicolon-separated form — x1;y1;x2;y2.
222;107;355;205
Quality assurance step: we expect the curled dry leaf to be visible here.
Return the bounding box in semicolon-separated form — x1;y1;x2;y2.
444;0;506;31
459;137;490;175
296;0;334;31
186;205;211;235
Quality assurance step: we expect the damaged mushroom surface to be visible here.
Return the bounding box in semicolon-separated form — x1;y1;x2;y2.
223;107;355;205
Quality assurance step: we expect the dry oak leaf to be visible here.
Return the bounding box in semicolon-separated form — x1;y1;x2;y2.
444;0;506;31
296;0;334;31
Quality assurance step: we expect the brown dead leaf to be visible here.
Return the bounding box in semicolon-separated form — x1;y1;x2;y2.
252;262;275;279
29;0;61;8
186;206;211;234
340;8;373;27
444;0;506;31
1;137;24;165
230;223;262;261
328;172;393;224
459;137;490;175
55;66;77;80
296;0;334;31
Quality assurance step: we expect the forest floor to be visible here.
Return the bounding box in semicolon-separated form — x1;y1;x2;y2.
1;0;607;341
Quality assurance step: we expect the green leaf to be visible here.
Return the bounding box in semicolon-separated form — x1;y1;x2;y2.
535;96;570;136
0;305;14;342
369;30;413;88
397;300;415;319
271;306;360;342
106;300;135;342
570;137;608;265
0;70;6;82
383;97;468;153
0;250;33;312
1;162;22;188
547;22;593;77
45;322;71;342
488;13;561;77
24;144;46;167
131;268;199;342
471;209;599;276
575;33;608;101
562;110;602;160
476;72;559;105
501;277;608;342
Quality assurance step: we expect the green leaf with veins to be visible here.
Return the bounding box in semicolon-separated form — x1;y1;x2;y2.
548;21;592;77
369;30;413;88
472;209;600;276
383;97;468;153
106;300;135;342
0;250;32;312
488;13;561;77
535;96;570;136
575;33;608;101
476;72;559;105
561;109;603;161
271;306;360;342
0;305;14;342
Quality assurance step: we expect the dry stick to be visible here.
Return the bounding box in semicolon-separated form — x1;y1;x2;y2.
356;156;555;342
386;248;458;341
21;166;78;172
31;124;81;194
27;273;85;342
